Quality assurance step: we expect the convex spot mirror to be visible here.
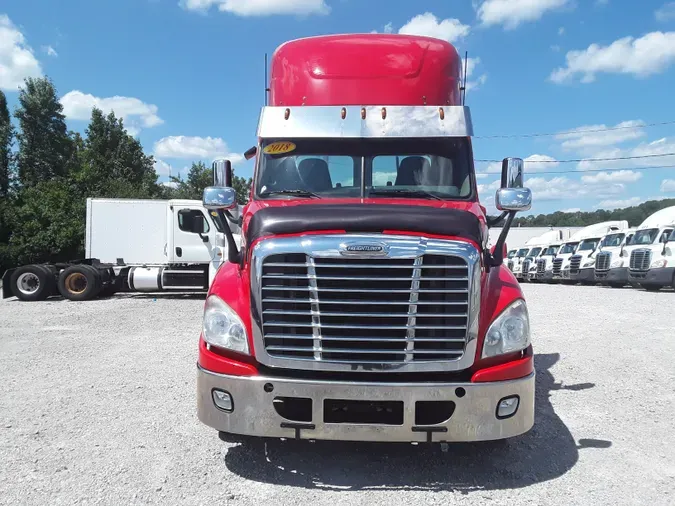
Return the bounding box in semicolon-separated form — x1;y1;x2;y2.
203;186;237;210
496;157;532;212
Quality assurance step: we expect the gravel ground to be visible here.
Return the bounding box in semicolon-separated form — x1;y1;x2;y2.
1;285;674;506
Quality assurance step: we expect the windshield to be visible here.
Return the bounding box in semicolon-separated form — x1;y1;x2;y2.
516;248;529;257
507;250;516;259
629;228;658;245
528;247;543;257
601;233;625;248
543;245;559;256
256;138;473;200
578;239;599;252
559;242;579;255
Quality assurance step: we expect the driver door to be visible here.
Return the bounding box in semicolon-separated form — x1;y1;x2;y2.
169;205;216;263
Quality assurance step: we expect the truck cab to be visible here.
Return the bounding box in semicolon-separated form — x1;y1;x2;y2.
511;246;532;281
521;230;564;282
607;206;675;290
535;242;562;282
552;221;628;283
594;228;635;287
196;34;534;444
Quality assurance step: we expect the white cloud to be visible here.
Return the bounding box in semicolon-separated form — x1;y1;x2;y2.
661;179;675;192
61;91;163;133
550;31;675;83
154;159;173;177
478;154;559;176
556;120;646;151
551;45;561;52
154;135;244;163
477;0;571;30
398;12;470;43
526;176;625;201
42;45;58;57
595;197;642;210
463;57;488;91
655;2;675;22
383;22;393;34
558;27;565;35
0;14;42;91
562;207;581;213
577;137;675;170
161;181;180;189
180;0;330;16
581;170;642;184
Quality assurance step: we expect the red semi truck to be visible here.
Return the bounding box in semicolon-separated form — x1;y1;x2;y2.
197;34;534;444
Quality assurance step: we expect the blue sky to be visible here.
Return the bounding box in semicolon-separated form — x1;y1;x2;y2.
2;0;675;214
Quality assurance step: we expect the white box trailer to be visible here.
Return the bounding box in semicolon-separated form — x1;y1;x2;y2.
2;198;240;301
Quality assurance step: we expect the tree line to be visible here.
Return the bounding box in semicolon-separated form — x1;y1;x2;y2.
0;78;251;275
504;198;675;228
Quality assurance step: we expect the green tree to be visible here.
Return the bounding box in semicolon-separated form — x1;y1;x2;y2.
167;162;252;204
0;90;12;196
14;77;73;187
78;108;161;198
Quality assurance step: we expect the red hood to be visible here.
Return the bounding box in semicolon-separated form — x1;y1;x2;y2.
239;198;488;251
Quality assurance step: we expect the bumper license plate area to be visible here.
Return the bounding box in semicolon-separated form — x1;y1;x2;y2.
324;399;404;425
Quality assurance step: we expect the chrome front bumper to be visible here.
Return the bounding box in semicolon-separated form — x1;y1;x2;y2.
197;366;535;443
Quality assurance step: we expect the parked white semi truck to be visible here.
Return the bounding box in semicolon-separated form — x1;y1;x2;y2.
568;221;629;284
551;221;628;283
511;236;542;281
520;230;566;282
624;206;675;291
534;240;564;282
593;228;636;287
599;207;675;289
2;195;242;302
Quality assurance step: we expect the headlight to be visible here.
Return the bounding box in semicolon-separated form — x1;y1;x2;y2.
482;299;530;358
611;259;624;268
202;295;249;354
651;259;667;269
583;260;595;268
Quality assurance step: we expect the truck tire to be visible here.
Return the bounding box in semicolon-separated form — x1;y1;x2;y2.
58;265;102;301
608;282;624;289
9;265;55;301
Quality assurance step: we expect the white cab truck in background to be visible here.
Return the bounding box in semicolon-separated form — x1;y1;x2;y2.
520;230;567;282
535;240;563;282
551;221;628;284
624;206;675;291
593;228;636;287
568;221;630;284
2;197;242;301
509;237;538;281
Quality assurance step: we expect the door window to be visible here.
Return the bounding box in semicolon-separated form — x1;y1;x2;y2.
178;209;210;234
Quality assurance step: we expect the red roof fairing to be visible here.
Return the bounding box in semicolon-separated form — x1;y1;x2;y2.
269;34;462;107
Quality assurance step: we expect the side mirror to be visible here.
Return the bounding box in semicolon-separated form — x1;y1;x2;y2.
501;157;524;189
212;158;233;187
203;186;237;210
495;187;532;212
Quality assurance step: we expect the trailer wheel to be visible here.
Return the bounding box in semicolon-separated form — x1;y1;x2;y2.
9;265;54;301
58;265;101;301
641;283;661;292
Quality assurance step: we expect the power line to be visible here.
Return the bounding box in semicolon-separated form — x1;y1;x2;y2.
474;120;675;139
526;164;675;176
476;152;675;164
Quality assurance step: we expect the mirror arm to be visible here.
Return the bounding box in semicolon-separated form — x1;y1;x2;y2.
215;210;241;264
487;211;508;228
224;209;243;228
487;211;516;267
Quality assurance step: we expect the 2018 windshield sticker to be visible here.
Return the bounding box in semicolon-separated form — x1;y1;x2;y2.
263;141;296;155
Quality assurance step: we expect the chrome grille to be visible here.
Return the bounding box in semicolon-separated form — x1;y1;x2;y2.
629;249;651;271
507;260;514;271
521;258;531;275
595;252;611;272
260;253;469;363
536;259;546;274
569;255;582;275
553;258;563;275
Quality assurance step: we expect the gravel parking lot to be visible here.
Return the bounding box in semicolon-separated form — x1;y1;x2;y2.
1;284;673;506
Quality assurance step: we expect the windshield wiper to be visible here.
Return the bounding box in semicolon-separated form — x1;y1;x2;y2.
368;189;443;200
260;189;322;199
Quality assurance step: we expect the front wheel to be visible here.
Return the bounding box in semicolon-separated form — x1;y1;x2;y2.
608;282;625;288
